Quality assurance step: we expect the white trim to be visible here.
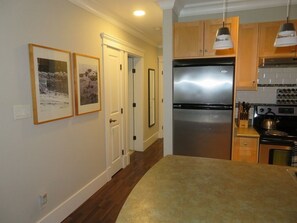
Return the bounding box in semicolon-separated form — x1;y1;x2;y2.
100;33;144;153
179;0;297;17
132;58;144;152
156;0;176;10
68;0;158;47
100;33;144;57
157;0;297;17
158;56;164;139
36;171;109;223
143;132;160;150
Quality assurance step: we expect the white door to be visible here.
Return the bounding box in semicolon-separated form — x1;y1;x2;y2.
104;46;124;176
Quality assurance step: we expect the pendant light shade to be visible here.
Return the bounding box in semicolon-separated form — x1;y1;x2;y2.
213;0;233;50
213;26;233;49
274;0;297;47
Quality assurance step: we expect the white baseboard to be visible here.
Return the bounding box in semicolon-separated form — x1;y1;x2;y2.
36;171;110;223
143;131;159;150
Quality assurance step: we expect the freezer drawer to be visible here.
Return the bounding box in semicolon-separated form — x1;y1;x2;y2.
173;108;232;160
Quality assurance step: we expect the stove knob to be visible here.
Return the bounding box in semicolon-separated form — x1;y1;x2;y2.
259;108;264;113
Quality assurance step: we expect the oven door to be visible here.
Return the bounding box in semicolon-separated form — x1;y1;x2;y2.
259;144;292;166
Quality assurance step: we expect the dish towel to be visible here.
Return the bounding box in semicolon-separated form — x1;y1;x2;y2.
291;141;297;167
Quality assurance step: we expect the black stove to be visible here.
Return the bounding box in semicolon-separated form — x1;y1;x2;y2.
253;105;297;146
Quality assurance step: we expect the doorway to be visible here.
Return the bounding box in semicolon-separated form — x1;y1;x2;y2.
128;57;144;153
101;33;144;178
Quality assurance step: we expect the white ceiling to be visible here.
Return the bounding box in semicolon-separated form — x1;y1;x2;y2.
68;0;297;47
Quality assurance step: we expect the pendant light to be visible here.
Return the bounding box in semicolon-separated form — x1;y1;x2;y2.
274;0;297;47
213;0;233;50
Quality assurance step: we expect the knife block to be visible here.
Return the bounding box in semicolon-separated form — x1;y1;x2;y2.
237;111;249;128
238;119;248;128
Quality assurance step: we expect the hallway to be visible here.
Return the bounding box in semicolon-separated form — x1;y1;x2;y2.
62;139;163;223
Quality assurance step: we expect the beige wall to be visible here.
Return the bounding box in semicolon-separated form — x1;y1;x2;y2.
0;0;159;222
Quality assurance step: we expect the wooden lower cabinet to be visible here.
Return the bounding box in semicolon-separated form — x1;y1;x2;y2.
233;136;259;163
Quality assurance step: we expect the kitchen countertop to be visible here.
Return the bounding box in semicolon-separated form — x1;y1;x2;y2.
116;155;297;223
236;126;260;137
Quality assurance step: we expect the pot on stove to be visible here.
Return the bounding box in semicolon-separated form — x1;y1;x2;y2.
261;110;278;130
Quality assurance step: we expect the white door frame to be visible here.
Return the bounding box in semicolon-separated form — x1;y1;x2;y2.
101;33;144;176
158;56;164;138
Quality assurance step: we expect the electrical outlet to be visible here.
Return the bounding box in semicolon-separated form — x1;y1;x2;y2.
39;193;47;209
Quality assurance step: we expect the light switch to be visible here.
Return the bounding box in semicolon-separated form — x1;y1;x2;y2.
13;105;31;120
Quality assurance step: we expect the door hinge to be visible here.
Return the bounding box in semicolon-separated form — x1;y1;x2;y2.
122;150;125;155
133;103;136;107
132;68;136;74
133;136;137;140
120;64;122;70
121;108;123;114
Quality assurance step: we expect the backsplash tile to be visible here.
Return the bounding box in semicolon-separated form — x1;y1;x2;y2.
257;67;297;85
236;67;297;119
236;67;297;104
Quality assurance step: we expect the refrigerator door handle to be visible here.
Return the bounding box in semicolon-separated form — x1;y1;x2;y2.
173;104;233;110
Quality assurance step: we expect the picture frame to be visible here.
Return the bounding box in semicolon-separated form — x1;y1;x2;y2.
28;44;73;124
73;53;101;115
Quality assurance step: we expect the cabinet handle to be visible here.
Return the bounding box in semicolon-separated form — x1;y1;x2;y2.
204;49;208;53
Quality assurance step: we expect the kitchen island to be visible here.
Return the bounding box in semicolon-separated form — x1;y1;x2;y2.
116;155;297;223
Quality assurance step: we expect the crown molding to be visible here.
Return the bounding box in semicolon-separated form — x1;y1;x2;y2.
156;0;175;10
179;0;297;17
68;0;158;47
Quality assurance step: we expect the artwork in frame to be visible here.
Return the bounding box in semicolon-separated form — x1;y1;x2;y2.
28;44;73;124
73;53;101;115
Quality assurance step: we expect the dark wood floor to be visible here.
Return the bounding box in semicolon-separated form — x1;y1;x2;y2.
62;138;163;223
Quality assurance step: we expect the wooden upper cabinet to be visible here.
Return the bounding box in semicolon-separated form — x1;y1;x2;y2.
258;20;297;57
236;23;258;90
204;17;238;57
173;17;239;59
174;21;204;58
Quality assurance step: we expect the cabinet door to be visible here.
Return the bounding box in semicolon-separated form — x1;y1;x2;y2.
236;23;258;90
204;17;238;57
174;21;204;58
258;20;297;57
233;137;258;163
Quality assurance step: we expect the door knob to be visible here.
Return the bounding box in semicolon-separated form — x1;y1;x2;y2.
109;118;117;123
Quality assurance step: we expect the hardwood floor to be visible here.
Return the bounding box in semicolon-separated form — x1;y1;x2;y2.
62;138;164;223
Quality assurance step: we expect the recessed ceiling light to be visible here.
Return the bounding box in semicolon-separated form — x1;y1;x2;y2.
133;10;145;17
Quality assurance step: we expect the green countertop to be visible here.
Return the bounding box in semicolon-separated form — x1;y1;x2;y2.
117;155;297;223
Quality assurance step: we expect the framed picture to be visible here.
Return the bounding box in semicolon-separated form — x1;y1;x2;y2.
73;53;101;115
28;44;73;124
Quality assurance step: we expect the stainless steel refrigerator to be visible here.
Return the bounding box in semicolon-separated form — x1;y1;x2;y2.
173;58;235;160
